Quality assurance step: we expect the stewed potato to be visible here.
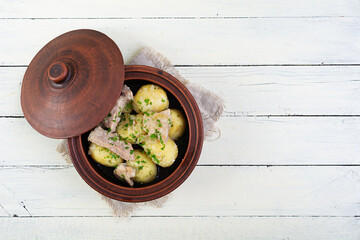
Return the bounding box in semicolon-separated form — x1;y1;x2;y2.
88;143;123;167
169;109;187;140
127;150;157;184
142;136;178;168
117;113;145;144
133;84;169;113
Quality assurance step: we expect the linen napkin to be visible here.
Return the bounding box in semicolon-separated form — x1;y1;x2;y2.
57;46;224;216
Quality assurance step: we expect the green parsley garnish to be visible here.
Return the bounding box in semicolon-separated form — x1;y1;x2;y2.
139;166;144;170
156;119;162;127
161;99;165;102
144;99;150;106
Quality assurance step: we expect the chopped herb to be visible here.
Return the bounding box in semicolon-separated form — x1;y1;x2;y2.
144;99;150;106
141;160;146;164
130;150;134;154
150;102;152;105
139;166;144;170
136;161;140;164
108;113;111;117
151;154;160;164
125;102;132;110
131;134;137;139
124;123;129;128
109;136;118;141
144;111;150;117
150;133;158;140
139;142;145;146
107;128;111;134
161;144;165;150
136;156;140;159
125;146;129;149
137;100;142;105
161;99;165;102
121;174;125;178
156;119;162;127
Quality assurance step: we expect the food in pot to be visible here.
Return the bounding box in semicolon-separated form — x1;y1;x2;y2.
133;84;169;113
88;126;134;161
103;85;133;132
142;109;171;143
114;150;157;185
116;113;145;144
88;84;185;186
88;143;123;167
141;136;178;168
169;109;187;140
114;163;136;186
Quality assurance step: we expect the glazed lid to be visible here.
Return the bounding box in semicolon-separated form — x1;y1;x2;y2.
21;29;124;139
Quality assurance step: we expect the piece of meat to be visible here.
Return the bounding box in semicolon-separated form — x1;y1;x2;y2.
143;109;171;143
103;85;133;132
88;126;134;161
114;163;136;187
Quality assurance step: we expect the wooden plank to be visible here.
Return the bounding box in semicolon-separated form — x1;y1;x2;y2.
1;117;360;166
0;217;359;240
0;18;360;66
0;166;359;217
1;0;359;18
2;66;360;116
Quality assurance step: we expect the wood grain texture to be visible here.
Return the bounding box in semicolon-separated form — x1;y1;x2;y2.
1;1;360;237
1;0;359;18
1;117;360;166
1;18;359;66
0;166;360;217
2;66;360;116
1;217;359;240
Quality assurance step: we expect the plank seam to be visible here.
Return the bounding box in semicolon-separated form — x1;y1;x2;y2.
0;16;359;20
1;215;359;218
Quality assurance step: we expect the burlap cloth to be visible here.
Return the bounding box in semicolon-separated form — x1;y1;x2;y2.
57;47;224;216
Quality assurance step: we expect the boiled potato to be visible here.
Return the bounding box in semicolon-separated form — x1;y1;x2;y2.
88;143;123;167
133;84;169;113
169;109;187;140
142;136;178;168
127;150;157;184
117;113;145;144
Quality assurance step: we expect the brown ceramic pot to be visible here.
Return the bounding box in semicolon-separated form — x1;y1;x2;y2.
68;65;204;202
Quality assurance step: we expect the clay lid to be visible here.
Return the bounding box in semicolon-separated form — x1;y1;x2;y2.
21;29;124;139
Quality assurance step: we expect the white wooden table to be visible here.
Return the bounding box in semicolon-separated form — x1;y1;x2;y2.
1;1;360;239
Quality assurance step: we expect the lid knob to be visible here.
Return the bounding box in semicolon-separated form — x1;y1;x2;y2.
48;61;69;83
